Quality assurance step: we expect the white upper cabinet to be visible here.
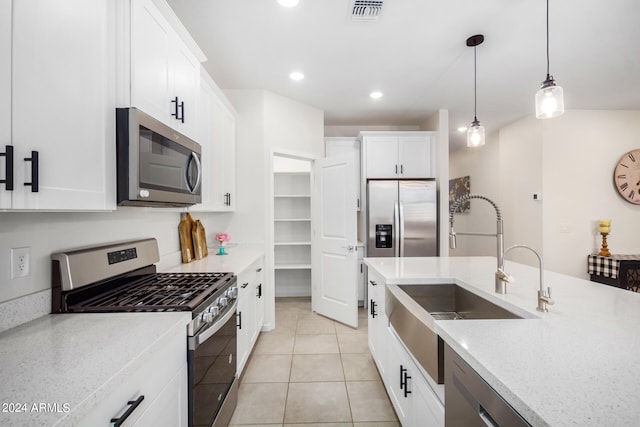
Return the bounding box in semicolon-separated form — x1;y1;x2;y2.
0;1;11;208
4;0;116;210
363;132;436;179
190;72;236;212
128;0;201;141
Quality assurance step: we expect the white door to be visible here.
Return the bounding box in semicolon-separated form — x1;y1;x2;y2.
312;155;358;327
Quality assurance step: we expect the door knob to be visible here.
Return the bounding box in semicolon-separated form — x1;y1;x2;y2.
342;245;355;252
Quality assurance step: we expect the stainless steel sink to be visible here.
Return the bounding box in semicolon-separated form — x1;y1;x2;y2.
398;283;523;321
386;283;523;384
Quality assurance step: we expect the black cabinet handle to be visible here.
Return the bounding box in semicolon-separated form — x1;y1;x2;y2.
0;145;13;191
241;282;249;288
370;299;377;318
403;371;412;398
236;311;242;329
256;267;262;273
369;280;377;286
171;96;179;120
256;283;262;298
24;151;39;192
171;97;185;123
400;164;404;174
395;164;398;174
224;192;231;206
400;365;411;398
110;395;144;427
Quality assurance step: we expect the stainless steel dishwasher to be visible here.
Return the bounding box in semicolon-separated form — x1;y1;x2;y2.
444;343;531;427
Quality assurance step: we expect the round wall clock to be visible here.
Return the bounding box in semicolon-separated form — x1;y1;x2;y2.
613;149;640;204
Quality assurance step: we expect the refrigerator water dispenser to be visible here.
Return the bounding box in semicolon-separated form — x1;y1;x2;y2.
375;224;393;248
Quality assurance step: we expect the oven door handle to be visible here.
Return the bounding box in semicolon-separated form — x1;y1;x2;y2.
191;300;238;349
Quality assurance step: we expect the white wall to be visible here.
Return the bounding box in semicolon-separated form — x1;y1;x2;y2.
542;110;640;277
266;91;324;158
0;207;231;329
449;110;640;278
225;89;324;245
499;116;543;265
421;109;450;256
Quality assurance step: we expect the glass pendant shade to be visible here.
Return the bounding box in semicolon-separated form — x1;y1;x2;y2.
535;77;564;119
467;120;485;147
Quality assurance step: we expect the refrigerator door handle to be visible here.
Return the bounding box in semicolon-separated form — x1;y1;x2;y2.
399;201;405;257
394;201;400;257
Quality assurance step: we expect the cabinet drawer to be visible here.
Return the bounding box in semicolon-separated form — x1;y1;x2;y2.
77;324;186;426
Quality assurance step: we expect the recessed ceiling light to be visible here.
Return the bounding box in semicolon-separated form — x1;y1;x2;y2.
370;91;383;99
289;71;304;81
278;0;299;7
457;126;468;132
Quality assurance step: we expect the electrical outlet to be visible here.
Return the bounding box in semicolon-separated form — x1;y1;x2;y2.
11;247;31;279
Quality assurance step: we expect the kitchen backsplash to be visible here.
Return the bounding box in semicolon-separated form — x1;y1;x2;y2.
0;208;232;331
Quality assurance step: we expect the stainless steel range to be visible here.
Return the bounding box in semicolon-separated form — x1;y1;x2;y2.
51;238;238;427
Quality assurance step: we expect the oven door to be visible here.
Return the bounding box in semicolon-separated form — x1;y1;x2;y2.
188;300;238;427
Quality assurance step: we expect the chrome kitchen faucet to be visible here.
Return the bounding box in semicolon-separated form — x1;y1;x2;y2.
503;245;555;312
449;194;508;293
449;194;554;311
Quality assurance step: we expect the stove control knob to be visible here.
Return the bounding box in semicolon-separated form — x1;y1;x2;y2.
227;287;237;299
219;297;228;307
207;306;220;317
201;311;214;323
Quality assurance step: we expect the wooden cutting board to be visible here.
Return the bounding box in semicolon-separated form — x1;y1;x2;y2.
192;220;208;260
178;212;196;263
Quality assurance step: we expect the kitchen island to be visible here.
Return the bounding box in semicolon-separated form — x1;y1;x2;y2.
364;256;640;426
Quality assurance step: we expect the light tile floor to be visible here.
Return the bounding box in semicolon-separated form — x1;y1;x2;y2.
230;297;400;427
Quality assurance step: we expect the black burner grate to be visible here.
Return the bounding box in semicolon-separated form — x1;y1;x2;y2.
68;272;233;312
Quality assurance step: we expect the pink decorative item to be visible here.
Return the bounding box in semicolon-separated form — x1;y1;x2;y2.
215;233;231;255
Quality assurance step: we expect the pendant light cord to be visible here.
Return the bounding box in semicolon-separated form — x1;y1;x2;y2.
546;0;550;78
474;45;478;122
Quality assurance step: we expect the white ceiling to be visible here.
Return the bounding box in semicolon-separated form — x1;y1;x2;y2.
167;0;640;151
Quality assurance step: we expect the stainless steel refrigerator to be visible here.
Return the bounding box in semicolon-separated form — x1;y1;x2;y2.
367;180;438;257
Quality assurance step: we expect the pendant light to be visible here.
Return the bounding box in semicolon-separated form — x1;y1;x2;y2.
466;34;485;148
535;0;564;119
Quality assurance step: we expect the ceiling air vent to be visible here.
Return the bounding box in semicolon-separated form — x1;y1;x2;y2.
351;0;384;22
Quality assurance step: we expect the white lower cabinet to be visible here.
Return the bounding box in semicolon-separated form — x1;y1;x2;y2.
384;326;444;427
367;271;387;377
237;256;265;376
412;364;445;427
367;272;444;427
78;324;187;427
132;365;187;427
253;264;265;343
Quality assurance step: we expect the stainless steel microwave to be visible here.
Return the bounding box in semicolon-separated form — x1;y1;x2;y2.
116;108;202;207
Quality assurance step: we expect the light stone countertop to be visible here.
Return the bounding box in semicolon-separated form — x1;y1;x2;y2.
0;244;263;426
364;256;640;427
163;243;264;274
0;312;191;427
